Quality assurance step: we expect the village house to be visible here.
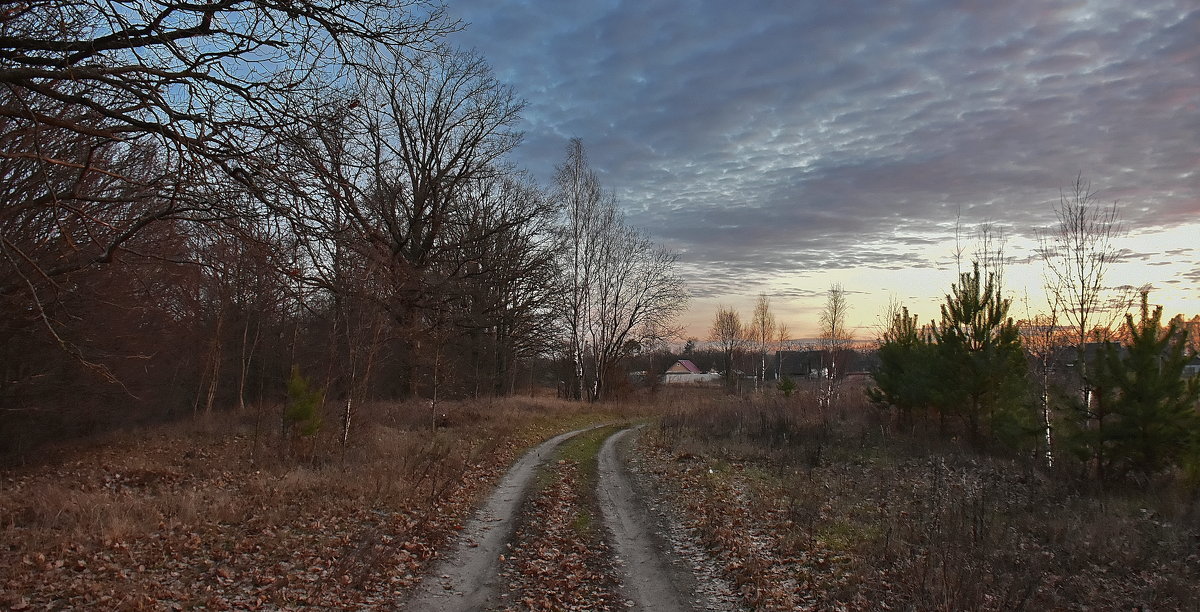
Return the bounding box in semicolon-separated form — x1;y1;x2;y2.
661;360;721;384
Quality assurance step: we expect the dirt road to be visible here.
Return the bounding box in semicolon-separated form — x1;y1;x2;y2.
600;426;744;612
406;424;739;611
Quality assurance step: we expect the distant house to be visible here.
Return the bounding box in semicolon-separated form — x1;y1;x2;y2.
776;349;872;379
1054;343;1200;382
662;359;721;384
1184;355;1200;379
666;359;702;375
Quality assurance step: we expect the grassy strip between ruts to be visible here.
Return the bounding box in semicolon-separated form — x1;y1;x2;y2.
551;423;629;533
499;423;629;611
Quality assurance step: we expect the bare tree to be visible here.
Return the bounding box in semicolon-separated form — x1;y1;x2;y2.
446;172;560;396
775;321;792;381
818;283;852;409
819;284;852;356
0;1;452;176
973;223;1008;294
277;47;525;397
709;305;745;389
0;0;454;379
749;294;776;389
1169;313;1200;355
553;139;687;401
586;219;687;400
0;0;453;278
554;139;604;400
1037;175;1126;403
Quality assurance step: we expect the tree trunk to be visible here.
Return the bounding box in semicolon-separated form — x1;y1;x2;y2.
203;310;225;417
237;319;260;412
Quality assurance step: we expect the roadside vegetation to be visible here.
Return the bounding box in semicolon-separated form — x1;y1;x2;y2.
641;385;1200;610
0;398;633;609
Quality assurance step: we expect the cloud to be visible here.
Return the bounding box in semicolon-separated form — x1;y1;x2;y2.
447;0;1200;297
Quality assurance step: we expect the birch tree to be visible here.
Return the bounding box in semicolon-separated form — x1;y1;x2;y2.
1037;175;1125;396
749;294;776;389
818;283;852;409
554;140;686;401
775;321;792;381
554;139;604;400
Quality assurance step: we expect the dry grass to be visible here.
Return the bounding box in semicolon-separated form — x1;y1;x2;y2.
645;385;1200;610
0;395;646;609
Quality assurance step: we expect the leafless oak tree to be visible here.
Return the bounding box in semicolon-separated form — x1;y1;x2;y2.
275;47;526;397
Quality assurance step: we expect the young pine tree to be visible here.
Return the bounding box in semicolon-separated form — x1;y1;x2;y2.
1090;295;1200;478
933;263;1031;447
286;366;324;438
868;306;939;427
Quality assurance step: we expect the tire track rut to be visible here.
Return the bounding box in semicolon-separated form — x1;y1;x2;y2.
404;427;591;611
598;426;690;611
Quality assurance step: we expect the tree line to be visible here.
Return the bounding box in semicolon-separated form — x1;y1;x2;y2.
685;177;1200;485
871;181;1200;484
699;287;855;397
0;1;685;455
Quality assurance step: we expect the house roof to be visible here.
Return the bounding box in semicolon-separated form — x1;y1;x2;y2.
674;359;702;374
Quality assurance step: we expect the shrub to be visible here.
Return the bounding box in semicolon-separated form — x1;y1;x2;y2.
286;366;323;437
777;375;797;397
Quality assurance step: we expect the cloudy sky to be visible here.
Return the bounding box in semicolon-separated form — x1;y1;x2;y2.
446;0;1199;338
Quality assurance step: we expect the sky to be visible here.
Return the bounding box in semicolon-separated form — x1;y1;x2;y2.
444;0;1199;340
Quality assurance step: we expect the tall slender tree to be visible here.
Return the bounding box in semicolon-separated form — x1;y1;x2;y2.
818;283;852;408
554;139;604;400
749;294;776;389
553;139;686;401
1038;175;1126;402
